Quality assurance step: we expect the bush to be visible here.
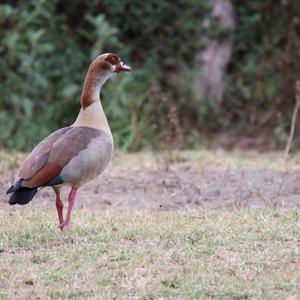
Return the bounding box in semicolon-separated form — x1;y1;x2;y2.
0;0;299;151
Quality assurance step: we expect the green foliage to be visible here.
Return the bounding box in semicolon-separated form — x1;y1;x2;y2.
224;0;300;147
1;0;83;149
0;0;208;151
98;0;209;61
0;0;299;151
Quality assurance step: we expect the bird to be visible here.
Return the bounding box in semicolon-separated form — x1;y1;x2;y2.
6;53;132;231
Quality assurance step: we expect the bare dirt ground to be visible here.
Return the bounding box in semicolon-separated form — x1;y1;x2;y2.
1;150;300;211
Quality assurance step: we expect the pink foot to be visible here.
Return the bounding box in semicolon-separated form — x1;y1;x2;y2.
59;222;70;231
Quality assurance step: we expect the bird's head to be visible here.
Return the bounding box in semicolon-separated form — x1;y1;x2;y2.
81;53;132;108
88;53;132;81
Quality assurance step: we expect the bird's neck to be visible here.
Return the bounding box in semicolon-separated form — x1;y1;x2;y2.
72;72;112;138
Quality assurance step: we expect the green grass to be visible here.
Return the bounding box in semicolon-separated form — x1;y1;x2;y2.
1;209;300;299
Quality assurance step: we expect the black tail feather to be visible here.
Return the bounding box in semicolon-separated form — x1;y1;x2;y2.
9;187;38;205
6;185;15;194
7;179;22;195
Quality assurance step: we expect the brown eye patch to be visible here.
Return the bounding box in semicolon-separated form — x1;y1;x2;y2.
106;54;119;65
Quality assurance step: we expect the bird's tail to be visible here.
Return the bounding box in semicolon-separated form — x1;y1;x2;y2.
6;180;38;205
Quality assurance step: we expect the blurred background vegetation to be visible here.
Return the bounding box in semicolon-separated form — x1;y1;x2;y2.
0;0;300;152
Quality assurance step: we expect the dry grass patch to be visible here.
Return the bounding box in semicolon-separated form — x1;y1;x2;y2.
112;150;300;172
0;209;300;299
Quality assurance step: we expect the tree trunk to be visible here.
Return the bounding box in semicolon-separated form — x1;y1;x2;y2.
193;0;235;103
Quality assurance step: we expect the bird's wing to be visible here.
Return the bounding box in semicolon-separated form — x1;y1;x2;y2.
19;127;102;188
19;127;71;187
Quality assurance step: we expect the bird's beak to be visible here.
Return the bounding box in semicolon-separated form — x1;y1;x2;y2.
115;59;132;73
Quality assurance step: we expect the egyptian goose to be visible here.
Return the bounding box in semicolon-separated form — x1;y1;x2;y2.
7;53;132;230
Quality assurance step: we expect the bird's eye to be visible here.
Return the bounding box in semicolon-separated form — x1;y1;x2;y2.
110;55;118;64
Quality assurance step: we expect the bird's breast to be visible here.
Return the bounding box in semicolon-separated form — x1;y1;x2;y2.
60;131;113;187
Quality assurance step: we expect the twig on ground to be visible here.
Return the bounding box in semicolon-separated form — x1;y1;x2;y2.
284;80;300;160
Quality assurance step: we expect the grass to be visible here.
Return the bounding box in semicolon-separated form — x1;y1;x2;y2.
0;209;300;299
1;150;300;299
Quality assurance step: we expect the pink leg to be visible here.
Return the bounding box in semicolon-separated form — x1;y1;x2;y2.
59;187;78;231
54;188;64;228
